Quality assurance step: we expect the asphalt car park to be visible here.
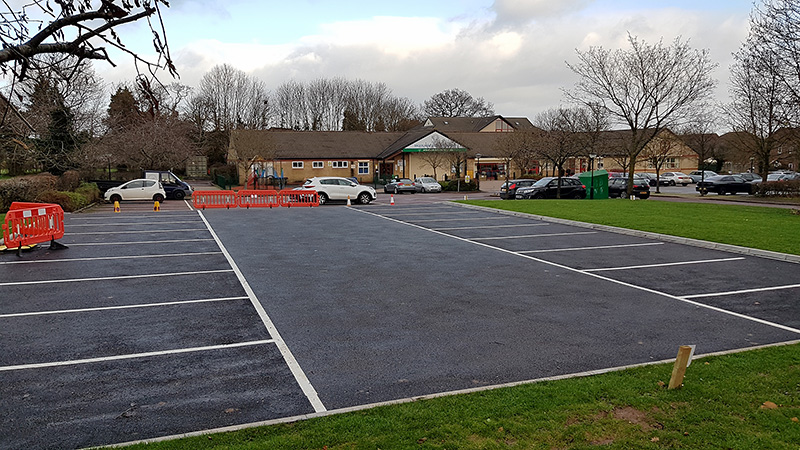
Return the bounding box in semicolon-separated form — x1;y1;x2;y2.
1;201;799;448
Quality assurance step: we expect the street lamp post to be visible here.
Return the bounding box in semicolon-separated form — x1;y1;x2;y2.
750;156;755;173
589;153;597;200
475;153;481;191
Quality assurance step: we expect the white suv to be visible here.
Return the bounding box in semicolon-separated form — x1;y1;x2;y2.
301;177;377;205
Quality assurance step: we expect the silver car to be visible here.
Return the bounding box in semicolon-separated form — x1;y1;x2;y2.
414;177;442;193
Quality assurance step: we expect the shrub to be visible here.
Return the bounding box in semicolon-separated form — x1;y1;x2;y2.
754;180;800;197
56;170;81;191
0;174;58;211
74;182;101;204
441;179;478;191
34;190;90;212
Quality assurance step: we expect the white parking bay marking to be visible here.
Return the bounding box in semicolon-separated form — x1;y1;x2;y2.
0;296;249;318
67;238;215;246
434;223;549;231
584;257;745;272
0;341;275;372
67;229;207;235
681;283;800;299
519;243;663;253
355;208;800;335
198;211;326;413
0;251;222;265
472;231;597;240
0;269;234;287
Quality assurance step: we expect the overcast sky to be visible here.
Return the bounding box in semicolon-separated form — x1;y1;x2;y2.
95;0;756;120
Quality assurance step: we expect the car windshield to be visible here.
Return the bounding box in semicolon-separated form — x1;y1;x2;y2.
533;178;554;187
419;177;436;183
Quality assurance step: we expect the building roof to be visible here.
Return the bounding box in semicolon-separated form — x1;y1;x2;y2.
231;129;406;160
420;115;535;132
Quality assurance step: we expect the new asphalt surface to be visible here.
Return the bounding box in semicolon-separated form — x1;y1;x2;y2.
1;197;799;448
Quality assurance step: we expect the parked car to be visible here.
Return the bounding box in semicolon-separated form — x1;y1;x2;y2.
688;170;718;183
636;172;669;187
93;170;193;200
384;178;417;194
499;179;537;199
104;179;166;203
661;172;693;186
608;172;627;179
695;175;754;195
608;177;651;199
736;172;762;183
767;172;800;181
301;176;377;205
414;177;442;193
515;177;586;199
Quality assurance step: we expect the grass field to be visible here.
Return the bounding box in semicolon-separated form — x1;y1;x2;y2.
462;199;800;256
122;199;800;449
130;344;800;449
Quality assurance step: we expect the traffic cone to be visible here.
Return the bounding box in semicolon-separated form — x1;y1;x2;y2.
347;195;351;206
390;194;395;205
114;201;120;213
154;200;161;211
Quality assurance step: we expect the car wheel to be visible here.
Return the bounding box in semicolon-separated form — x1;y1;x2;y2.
174;190;185;200
532;193;544;199
110;194;122;203
318;192;328;205
394;186;399;194
421;187;426;193
153;194;165;203
357;192;372;204
572;191;584;199
620;191;629;199
669;180;676;186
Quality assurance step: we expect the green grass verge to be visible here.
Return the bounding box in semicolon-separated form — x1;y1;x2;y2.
130;344;800;449
461;199;800;256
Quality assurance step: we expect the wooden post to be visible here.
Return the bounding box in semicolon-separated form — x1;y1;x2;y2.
668;345;693;389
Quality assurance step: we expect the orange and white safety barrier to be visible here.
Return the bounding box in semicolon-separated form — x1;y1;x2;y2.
237;190;280;208
192;190;238;209
278;189;319;207
2;202;67;254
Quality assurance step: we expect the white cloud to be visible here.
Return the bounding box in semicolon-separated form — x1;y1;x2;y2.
492;0;594;25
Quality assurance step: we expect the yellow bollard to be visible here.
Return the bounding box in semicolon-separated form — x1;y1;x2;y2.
154;200;160;212
114;201;120;213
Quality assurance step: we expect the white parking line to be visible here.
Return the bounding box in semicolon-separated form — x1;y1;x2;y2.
472;231;597;240
67;238;215;246
0;269;234;287
0;340;275;372
0;251;223;265
681;283;800;299
66;212;194;221
434;223;549;231
198;211;327;413
380;211;482;217
67;228;207;235
68;221;202;227
410;217;508;222
0;296;249;318
519;243;664;253
184;199;195;211
584;257;746;272
355;209;800;335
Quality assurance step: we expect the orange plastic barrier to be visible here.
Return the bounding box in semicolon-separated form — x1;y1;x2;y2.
2;202;67;253
192;190;238;209
279;189;319;207
237;190;280;208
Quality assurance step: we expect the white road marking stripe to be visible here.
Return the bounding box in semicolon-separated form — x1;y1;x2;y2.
185;199;195;211
67;238;215;246
66;212;194;221
472;231;597;240
409;217;508;222
0;296;249;318
354;208;800;335
0;269;234;287
585;257;746;272
0;251;222;265
0;340;275;372
519;243;664;253
681;284;800;299
67;228;207;235
198;211;327;413
67;221;202;227
434;223;549;231
380;211;481;217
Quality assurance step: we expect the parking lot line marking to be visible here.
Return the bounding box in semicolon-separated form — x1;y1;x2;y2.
379;211;483;217
184;199;194;211
584;257;746;272
0;340;275;372
681;283;800;299
472;231;597;240
409;217;508;222
0;251;223;265
355;209;800;335
0;269;234;287
519;243;664;253
67;238;215;246
67;228;208;235
67;220;203;227
433;223;550;231
0;296;250;318
198;211;327;413
66;212;194;221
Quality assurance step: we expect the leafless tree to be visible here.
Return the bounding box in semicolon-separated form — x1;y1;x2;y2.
641;132;682;193
422;88;494;117
417;137;451;180
492;130;540;187
679;104;721;182
0;1;175;83
194;64;271;131
567;34;717;192
534;107;591;198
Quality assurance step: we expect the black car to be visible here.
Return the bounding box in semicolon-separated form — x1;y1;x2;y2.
696;175;754;195
608;177;651;199
499;179;537;199
515;177;586;199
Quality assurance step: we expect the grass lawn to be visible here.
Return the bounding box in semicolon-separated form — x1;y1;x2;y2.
130;344;800;449
462;199;800;256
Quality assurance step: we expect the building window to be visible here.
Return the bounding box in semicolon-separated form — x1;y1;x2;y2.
332;161;348;168
666;158;678;169
312;161;323;169
494;120;512;132
358;162;369;174
292;161;304;169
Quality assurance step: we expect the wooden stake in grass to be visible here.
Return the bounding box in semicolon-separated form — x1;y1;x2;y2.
669;345;694;389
